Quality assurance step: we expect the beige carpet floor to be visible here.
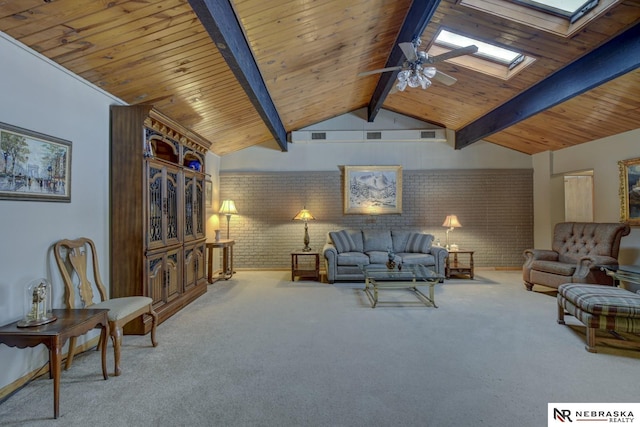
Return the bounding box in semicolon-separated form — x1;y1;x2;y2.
1;270;639;426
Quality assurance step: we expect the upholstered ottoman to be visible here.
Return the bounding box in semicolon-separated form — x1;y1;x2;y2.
557;283;640;353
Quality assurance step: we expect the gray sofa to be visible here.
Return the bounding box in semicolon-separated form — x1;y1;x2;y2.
323;229;448;284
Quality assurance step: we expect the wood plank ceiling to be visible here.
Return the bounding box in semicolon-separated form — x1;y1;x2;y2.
0;0;638;156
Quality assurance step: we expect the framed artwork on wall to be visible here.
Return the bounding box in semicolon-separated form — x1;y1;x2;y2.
344;165;402;214
618;157;640;225
0;122;71;202
205;178;213;208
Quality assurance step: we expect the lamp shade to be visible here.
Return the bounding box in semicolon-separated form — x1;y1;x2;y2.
219;200;238;215
442;215;462;228
293;207;315;221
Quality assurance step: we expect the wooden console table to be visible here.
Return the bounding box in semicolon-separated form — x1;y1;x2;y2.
207;239;235;283
446;249;475;279
0;309;109;419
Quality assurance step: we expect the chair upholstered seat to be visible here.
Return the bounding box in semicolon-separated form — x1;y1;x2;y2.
531;260;576;276
93;296;154;322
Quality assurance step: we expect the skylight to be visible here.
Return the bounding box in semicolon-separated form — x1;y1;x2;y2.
435;29;524;70
510;0;599;23
460;0;617;38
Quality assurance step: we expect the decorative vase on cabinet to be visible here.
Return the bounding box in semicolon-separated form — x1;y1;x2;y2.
110;105;211;335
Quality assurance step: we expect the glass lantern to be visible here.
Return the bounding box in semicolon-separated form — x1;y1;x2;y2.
17;278;57;328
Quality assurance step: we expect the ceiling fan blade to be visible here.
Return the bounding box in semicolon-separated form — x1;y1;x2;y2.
398;42;418;62
428;45;478;63
432;70;457;86
357;66;403;77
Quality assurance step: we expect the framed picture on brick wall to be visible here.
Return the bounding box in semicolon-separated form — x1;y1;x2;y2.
619;157;640;225
343;165;402;214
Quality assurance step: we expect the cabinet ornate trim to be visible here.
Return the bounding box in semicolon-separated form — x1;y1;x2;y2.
110;105;211;335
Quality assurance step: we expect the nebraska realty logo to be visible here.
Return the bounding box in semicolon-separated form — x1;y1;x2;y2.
549;403;640;425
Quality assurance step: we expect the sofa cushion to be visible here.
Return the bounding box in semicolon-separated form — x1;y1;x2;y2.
351;230;364;253
368;251;400;264
532;260;576;276
337;252;370;266
405;232;433;253
391;230;412;253
398;253;435;266
363;230;393;253
329;230;356;253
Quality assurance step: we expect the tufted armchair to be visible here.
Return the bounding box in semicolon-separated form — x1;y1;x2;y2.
523;222;630;291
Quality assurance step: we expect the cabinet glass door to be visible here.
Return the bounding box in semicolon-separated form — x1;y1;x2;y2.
195;176;205;239
184;172;205;241
146;160;181;249
184;172;195;241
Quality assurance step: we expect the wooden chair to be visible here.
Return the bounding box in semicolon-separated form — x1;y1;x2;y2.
54;237;158;376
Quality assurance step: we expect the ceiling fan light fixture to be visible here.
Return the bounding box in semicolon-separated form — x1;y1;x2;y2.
361;37;472;92
419;75;432;89
423;67;437;78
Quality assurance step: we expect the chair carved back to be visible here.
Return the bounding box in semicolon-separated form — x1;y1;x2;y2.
54;237;109;308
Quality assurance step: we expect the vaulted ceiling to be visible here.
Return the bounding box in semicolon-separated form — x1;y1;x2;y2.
1;0;638;156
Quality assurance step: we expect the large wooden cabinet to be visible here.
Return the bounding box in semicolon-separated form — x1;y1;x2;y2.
110;105;210;334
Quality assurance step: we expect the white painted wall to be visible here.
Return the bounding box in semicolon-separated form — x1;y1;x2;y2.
222;138;532;172
222;108;532;172
0;33;124;389
205;152;222;239
532;129;640;267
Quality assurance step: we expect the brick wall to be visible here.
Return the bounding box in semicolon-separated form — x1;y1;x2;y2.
219;169;533;269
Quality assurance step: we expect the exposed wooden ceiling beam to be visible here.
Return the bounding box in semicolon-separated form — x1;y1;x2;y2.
188;0;287;151
455;22;640;150
366;0;442;122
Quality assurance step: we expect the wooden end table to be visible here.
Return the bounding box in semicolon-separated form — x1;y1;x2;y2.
207;239;235;283
446;249;475;279
291;251;320;281
0;309;109;419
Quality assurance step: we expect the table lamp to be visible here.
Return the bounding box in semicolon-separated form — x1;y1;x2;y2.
219;200;238;239
442;214;462;250
293;207;316;252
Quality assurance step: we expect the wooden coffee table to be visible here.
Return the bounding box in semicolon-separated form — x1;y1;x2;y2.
0;309;109;419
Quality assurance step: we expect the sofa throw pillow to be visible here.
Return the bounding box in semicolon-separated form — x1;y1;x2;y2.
329;230;356;253
405;233;433;253
363;230;393;253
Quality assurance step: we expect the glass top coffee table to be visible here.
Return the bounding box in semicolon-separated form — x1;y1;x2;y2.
600;265;640;286
360;264;443;308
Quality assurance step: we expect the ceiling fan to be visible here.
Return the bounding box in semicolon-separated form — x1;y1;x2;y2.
358;39;478;91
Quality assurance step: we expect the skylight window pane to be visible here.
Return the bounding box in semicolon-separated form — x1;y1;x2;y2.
436;30;523;67
522;0;589;14
511;0;599;23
